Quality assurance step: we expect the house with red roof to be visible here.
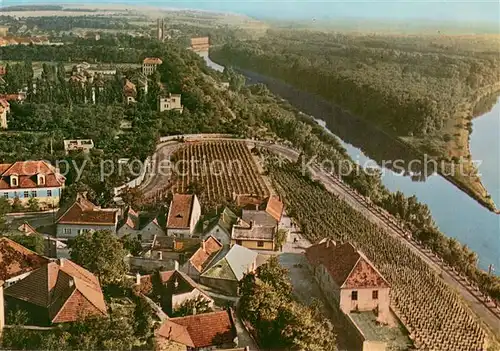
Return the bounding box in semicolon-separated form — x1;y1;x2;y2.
56;193;119;238
134;269;214;316
4;258;107;326
305;239;391;323
0;160;65;208
155;310;238;350
180;235;223;281
0;237;50;285
166;194;201;238
142;57;163;76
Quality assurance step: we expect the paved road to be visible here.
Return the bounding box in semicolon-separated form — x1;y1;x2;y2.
136;135;500;339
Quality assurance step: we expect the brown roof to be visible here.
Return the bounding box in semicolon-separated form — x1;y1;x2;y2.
5;259;107;323
265;196;283;222
143;57;163;65
57;195;117;226
0;237;49;281
123;79;137;97
190;37;209;45
156;310;236;348
0;94;25;101
0;99;9;109
188;236;223;272
167;194;195;229
0;161;65;190
305;241;390;289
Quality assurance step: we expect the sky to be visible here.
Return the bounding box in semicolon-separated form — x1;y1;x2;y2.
1;0;499;24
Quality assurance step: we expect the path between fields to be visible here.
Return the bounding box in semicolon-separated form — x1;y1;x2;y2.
136;135;500;339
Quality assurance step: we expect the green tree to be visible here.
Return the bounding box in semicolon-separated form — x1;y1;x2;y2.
27;197;40;212
275;228;288;251
11;197;24;212
70;230;128;285
172;295;213;317
10;232;46;255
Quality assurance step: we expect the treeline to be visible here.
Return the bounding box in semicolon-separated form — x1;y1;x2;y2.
23;16;139;32
211;30;500;138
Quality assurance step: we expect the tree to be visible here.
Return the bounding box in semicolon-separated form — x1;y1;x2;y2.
10;233;46;255
70;230;128;285
0;197;11;233
133;295;154;340
11;197;24;212
256;255;293;298
121;235;142;256
27;197;40;212
275;228;288;251
172;295;213;317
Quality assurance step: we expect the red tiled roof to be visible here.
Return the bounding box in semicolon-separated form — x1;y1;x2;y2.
188;236;223;272
305;241;390;289
0;94;25;101
0;99;9;109
143;57;163;65
156;310;235;348
0;161;64;190
5;259;107;323
265;196;283;222
57;196;117;226
123;79;137;97
167;194;195;229
155;320;194;348
0;237;49;281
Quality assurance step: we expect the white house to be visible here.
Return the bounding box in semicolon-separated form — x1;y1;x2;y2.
117;208;166;242
158;93;183;113
166;194;201;238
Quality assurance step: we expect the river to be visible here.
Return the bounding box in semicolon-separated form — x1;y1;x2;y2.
201;54;499;273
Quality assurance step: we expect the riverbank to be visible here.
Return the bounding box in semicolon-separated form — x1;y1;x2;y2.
212;49;500;213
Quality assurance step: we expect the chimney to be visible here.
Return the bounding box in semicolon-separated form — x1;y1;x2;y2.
192;307;197;315
136;272;141;285
59;258;64;267
174;261;179;271
201;240;206;252
0;281;4;335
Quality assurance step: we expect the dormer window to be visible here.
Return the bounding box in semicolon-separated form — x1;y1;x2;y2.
37;174;46;186
10;174;18;187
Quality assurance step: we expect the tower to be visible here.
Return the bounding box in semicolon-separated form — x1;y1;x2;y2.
157;18;163;41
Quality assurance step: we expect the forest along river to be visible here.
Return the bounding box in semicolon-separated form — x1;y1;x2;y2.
202;54;500;273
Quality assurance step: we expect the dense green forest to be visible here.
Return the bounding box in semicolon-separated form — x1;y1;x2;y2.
213;30;500;138
211;30;500;210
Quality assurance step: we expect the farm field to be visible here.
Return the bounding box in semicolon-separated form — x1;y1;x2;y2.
170;141;270;205
269;164;490;351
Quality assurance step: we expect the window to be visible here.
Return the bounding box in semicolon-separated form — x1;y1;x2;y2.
64;228;72;235
31;191;37;198
351;291;358;301
3;192;8;199
236;240;242;245
257;241;264;248
47;190;52;197
372;290;379;300
24;191;29;198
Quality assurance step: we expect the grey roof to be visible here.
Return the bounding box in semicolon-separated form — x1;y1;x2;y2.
204;208;238;236
202;245;257;281
242;210;277;227
232;223;275;242
225;245;258;280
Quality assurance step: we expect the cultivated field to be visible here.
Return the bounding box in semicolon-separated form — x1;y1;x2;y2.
270;165;489;350
170;141;270;204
